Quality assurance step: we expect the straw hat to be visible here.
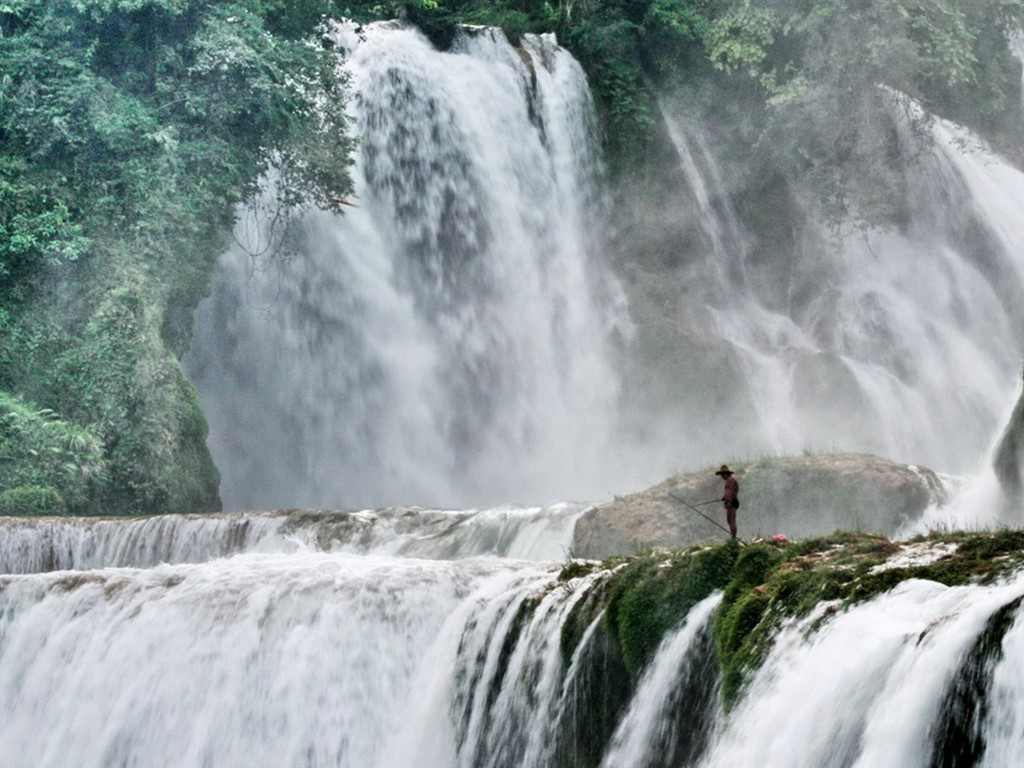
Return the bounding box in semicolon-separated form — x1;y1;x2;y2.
715;465;733;476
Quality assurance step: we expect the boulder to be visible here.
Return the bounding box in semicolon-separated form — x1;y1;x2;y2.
572;453;948;559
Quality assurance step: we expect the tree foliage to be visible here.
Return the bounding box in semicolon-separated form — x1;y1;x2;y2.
385;0;1023;205
0;391;104;514
0;0;355;281
0;0;356;515
408;0;1024;217
700;0;1024;226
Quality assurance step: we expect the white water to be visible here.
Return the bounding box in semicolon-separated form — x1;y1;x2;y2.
0;553;557;766
0;503;586;574
188;23;634;511
601;592;722;767
50;22;1024;768
704;574;1024;767
5;514;1024;767
657;100;1024;476
187;18;1024;513
0;514;613;768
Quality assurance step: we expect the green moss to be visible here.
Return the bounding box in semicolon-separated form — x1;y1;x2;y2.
554;621;633;768
606;544;738;677
559;559;601;582
848;531;1024;604
557;529;1024;732
560;580;605;667
712;530;1024;707
488;595;538;708
712;543;786;705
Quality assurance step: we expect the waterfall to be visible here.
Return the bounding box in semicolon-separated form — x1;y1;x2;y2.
1013;34;1024;109
703;573;1024;766
5;517;1024;766
0;503;587;574
0;553;558;766
600;593;722;767
187;23;633;511
655;101;1024;476
188;16;1024;510
34;23;1021;768
0;530;625;767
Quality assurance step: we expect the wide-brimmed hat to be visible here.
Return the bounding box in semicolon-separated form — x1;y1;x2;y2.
715;465;733;476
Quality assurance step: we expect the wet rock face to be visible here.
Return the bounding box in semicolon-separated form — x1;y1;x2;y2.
572;453;948;559
994;384;1024;505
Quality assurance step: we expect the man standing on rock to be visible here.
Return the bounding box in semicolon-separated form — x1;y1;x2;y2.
717;465;739;539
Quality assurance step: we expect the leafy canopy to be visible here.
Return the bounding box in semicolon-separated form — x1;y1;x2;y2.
0;0;357;515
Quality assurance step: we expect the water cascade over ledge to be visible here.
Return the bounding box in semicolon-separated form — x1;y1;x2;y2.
5;512;1024;766
649;97;1024;477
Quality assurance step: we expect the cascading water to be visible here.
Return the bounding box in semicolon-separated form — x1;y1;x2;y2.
0;503;587;575
11;19;1024;768
702;573;1024;767
654;102;1024;476
600;593;723;768
6;513;1024;766
189;16;1024;507
187;23;633;511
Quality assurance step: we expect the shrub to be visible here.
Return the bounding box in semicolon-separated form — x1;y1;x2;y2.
0;485;66;516
0;391;104;513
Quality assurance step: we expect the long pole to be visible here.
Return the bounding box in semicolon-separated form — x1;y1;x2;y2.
666;489;743;544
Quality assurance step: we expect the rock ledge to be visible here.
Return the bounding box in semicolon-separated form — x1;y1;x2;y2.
572;453;947;559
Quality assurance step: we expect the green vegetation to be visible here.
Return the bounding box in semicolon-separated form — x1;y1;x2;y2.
0;0;355;514
694;0;1024;227
714;530;1024;706
0;484;67;516
604;543;738;676
0;391;103;514
363;0;1024;219
562;529;1024;715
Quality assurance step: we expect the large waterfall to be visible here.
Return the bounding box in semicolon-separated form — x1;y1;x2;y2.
187;23;633;511
187;21;1024;511
13;19;1024;768
650;100;1024;476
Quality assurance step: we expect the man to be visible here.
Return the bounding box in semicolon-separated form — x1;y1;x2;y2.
716;465;739;539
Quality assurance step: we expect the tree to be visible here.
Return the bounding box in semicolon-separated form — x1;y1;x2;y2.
704;0;1024;226
0;0;357;514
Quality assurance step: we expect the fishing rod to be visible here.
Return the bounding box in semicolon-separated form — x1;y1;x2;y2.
666;489;744;544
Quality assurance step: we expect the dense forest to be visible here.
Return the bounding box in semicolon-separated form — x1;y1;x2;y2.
1;0;1022;516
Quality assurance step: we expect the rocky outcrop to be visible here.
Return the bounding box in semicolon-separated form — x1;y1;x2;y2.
572;453;948;559
994;380;1024;506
